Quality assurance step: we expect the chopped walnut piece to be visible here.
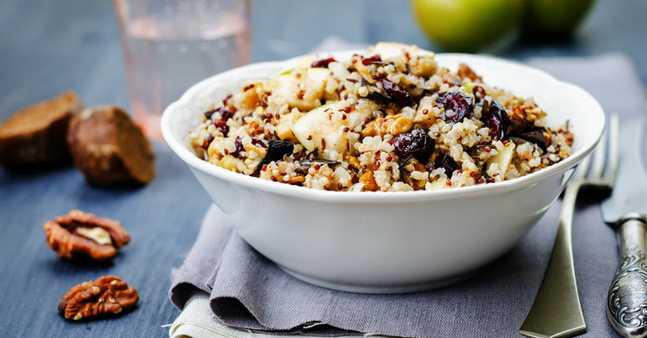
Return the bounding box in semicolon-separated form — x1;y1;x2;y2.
360;120;379;137
361;115;413;137
346;155;361;170
287;176;305;184
457;63;482;82
59;276;138;321
410;55;438;79
359;170;379;191
43;210;130;261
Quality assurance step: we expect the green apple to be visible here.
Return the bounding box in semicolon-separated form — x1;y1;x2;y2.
521;0;595;39
412;0;523;51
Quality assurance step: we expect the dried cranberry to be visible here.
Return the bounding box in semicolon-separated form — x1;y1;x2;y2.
204;110;216;120
437;92;473;124
204;107;232;121
392;129;434;164
231;137;245;158
516;127;548;149
379;79;412;106
220;125;230;137
362;55;383;65
259;140;294;166
472;85;486;100
213;120;229;137
206;108;233;136
201;135;214;150
311;57;337;68
251;138;268;148
434;151;460;177
481;99;509;140
365;91;391;104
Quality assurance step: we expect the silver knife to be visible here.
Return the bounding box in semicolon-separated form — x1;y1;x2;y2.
601;119;647;338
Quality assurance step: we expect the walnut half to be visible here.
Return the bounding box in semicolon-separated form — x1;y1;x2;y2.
59;276;139;321
43;210;130;261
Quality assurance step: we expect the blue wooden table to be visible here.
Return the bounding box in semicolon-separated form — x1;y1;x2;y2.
1;0;646;337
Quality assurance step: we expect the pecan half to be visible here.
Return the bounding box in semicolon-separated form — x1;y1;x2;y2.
43;210;130;261
59;276;139;321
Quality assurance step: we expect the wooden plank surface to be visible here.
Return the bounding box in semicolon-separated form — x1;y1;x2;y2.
0;0;646;337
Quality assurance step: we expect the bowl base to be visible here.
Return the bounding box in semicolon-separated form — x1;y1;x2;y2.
278;265;484;294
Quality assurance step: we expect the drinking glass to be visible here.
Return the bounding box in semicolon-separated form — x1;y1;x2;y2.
113;0;252;139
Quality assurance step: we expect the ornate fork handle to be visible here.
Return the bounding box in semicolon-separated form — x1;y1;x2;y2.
607;215;647;338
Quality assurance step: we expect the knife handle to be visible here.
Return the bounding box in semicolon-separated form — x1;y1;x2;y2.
607;215;647;338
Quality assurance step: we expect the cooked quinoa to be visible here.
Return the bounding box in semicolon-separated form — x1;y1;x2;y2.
189;43;573;192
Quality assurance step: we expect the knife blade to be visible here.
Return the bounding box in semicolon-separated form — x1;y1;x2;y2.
600;119;647;338
601;120;647;222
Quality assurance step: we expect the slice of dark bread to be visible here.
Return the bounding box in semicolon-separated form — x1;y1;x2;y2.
67;105;155;186
0;91;83;168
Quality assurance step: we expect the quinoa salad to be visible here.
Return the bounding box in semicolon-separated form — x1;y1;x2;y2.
189;43;574;192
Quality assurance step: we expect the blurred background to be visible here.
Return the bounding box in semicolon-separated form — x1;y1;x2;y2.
1;0;645;132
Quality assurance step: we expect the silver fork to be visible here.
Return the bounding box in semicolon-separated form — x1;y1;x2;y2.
520;114;620;338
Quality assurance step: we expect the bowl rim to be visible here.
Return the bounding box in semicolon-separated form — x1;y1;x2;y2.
161;51;605;203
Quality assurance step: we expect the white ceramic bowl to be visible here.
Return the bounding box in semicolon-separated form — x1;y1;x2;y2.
162;51;605;293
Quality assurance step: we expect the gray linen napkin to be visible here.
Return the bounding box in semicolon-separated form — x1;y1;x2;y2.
169;53;646;338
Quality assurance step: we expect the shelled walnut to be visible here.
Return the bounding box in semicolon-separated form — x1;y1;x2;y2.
43;210;130;261
59;276;139;321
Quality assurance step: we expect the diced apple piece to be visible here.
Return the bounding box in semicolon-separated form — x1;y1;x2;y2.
462;83;475;93
291;102;370;160
275;110;301;142
371;43;436;78
486;142;516;178
328;62;351;81
218;155;244;172
413;95;436;127
426;179;449;191
269;68;332;111
371;42;434;59
307;67;332;81
291;103;338;154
